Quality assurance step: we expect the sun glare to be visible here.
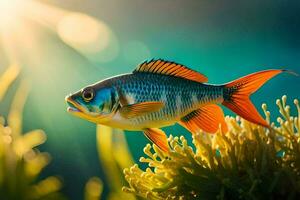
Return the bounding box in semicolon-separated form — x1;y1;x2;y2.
0;0;19;10
0;0;25;27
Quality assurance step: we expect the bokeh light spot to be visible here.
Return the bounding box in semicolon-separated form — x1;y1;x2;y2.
57;12;111;54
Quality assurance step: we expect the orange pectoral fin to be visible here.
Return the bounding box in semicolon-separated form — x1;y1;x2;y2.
119;101;164;119
179;104;228;134
144;128;169;152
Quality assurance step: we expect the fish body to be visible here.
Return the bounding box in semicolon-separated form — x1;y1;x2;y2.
66;59;288;152
93;73;223;130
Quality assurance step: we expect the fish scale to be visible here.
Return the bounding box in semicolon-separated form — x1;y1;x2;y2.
106;73;224;127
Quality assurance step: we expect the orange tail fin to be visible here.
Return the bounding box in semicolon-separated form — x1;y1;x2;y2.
222;69;288;127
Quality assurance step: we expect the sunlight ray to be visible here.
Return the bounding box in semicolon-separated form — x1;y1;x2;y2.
23;0;68;32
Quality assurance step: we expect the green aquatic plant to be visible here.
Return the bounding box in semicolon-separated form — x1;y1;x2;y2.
123;96;300;200
95;125;136;200
84;125;138;200
0;66;65;200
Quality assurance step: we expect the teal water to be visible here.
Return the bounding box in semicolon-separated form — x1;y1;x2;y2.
0;0;299;199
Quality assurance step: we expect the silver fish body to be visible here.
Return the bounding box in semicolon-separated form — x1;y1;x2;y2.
97;73;224;130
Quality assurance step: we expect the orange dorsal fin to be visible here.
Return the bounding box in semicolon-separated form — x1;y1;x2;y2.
144;128;169;152
133;59;208;83
222;69;287;127
179;104;228;134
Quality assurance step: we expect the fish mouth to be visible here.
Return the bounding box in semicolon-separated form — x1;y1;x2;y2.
65;95;111;122
65;96;82;113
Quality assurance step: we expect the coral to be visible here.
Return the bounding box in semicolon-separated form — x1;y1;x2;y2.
123;96;300;200
0;66;66;200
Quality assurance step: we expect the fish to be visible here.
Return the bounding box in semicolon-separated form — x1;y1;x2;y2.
65;59;290;152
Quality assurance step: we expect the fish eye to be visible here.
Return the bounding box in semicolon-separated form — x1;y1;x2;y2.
82;88;94;102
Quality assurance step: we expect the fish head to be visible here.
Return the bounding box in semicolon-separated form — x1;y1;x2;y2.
65;86;119;123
